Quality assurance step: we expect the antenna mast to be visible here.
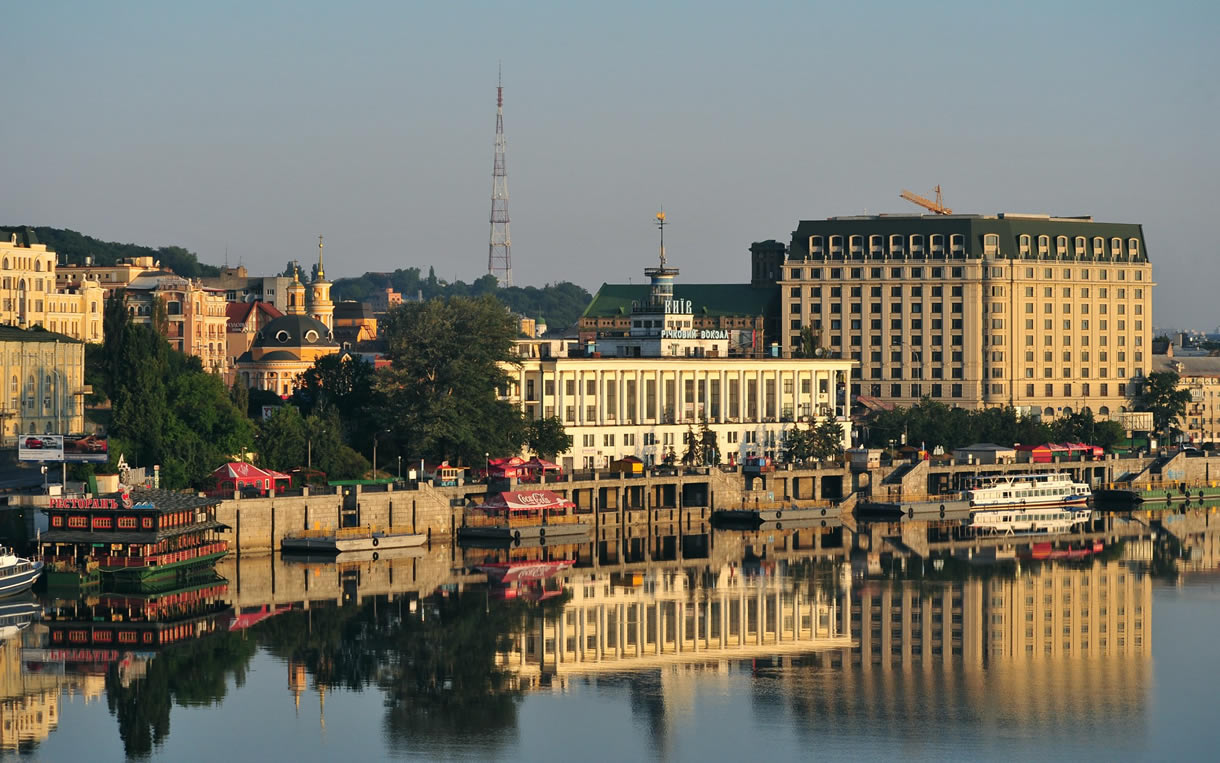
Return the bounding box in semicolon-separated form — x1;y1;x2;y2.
487;66;512;285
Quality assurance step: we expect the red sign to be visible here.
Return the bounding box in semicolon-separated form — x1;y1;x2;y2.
49;497;120;510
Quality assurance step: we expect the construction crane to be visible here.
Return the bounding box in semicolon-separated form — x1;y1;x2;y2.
900;185;953;215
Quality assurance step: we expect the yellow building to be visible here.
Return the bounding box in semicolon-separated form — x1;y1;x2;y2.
780;213;1153;420
1152;348;1220;446
0;326;86;441
125;274;230;374
55;255;159;299
0;228;104;344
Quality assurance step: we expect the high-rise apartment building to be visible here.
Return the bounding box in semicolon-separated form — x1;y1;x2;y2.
778;213;1152;420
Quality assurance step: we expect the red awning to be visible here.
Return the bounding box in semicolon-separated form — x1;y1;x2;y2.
481;490;575;514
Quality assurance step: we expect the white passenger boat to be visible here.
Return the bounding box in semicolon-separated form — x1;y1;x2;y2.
966;472;1091;509
969;506;1091;534
0;600;40;640
0;548;43;598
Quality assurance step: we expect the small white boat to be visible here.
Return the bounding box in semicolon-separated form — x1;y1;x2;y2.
281;526;426;554
0;548;43;598
967;472;1091;509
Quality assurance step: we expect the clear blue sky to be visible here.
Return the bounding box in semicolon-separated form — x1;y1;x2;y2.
4;0;1216;328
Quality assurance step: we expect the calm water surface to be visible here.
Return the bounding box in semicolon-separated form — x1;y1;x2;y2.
5;515;1220;761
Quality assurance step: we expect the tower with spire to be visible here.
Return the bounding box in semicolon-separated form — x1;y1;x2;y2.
309;234;334;331
487;67;512;286
286;262;307;316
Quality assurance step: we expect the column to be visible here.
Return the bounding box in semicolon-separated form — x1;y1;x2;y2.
596;370;605;425
578;370;586;425
676;369;685;424
719;369;727;423
617;370;626;425
556;370;564;422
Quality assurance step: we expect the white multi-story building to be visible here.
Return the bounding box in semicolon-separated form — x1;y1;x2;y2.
504;241;852;470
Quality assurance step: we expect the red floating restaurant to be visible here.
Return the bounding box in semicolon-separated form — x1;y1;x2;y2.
40;488;230;591
208;461;292;496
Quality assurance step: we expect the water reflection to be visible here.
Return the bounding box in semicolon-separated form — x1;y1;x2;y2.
4;509;1219;758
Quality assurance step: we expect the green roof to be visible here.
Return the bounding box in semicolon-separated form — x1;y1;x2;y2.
0;325;82;344
582;283;777;319
788;214;1149;262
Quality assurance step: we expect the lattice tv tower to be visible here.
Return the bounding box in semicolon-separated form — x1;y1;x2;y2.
487;68;512;285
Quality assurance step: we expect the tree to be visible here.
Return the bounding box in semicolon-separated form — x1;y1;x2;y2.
792;325;819;359
681;425;699;466
294;354;380;439
256;406;307;474
524;417;572;460
1137;371;1191;440
378;295;526;466
784;424;816;463
812;418;845;461
698;419;719;465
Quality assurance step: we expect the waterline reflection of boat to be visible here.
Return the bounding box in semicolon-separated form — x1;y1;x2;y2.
0;599;39;640
969;505;1091;534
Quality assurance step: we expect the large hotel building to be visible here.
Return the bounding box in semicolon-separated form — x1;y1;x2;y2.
779;213;1153;419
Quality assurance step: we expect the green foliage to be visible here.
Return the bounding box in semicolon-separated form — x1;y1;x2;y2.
784;419;843;463
293;353;381;442
331;266;591;331
523;416;572;459
105;628;256;758
377;295;525;466
25;227;220;278
99;292;254;489
256;406;307;473
791;325;819;359
1136;371;1192;436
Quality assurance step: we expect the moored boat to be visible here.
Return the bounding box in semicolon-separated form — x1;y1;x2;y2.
39;489;229;591
0;599;40;640
280;526;425;555
966;472;1091;509
0;547;43;598
459;490;591;545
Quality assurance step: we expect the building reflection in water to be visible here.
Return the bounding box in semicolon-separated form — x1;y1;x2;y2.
9;511;1216;757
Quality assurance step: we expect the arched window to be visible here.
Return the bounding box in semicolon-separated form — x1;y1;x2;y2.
34;260;41;272
889;234;904;256
809;236;824;256
1056;236;1068;258
949;234;965;254
1018;234;1031;256
1092;237;1105;257
983;234;1000;256
1037;235;1049;256
1110;237;1123;258
869;235;884;256
1074;236;1086;257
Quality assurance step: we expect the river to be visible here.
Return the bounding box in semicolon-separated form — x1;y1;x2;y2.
3;511;1219;761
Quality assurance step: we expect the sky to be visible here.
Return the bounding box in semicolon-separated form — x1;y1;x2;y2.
3;0;1217;328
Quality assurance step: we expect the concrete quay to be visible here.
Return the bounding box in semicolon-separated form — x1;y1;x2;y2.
207;452;1220;553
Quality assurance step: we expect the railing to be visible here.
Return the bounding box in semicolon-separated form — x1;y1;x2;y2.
96;541;228;569
287;525;417;539
462;512;582;529
1104;480;1220;492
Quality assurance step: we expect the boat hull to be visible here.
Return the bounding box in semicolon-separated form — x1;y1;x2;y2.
0;563;43;598
458;522;591;545
280;532;427;554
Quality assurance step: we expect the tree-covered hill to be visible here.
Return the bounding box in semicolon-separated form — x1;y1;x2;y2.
8;226;221;279
333;268;591;332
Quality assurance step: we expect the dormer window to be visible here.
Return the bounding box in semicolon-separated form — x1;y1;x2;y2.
275;330;290;343
305;329;319;343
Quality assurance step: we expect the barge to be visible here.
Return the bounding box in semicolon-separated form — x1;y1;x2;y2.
458;490;591;545
280;526;426;555
39;489;229;592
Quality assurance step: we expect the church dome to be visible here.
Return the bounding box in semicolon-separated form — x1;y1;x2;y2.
252;314;338;349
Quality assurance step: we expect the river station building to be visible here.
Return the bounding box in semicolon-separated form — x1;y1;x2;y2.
778;213;1153;420
505;233;851;471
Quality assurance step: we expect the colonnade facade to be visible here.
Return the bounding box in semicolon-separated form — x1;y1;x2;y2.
506;357;853;469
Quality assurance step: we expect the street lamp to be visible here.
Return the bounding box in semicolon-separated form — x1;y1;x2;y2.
372;429;390;478
485;451;490;483
397;455;402;480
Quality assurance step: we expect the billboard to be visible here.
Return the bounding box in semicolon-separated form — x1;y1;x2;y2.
18;434;109;463
18;434;63;462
